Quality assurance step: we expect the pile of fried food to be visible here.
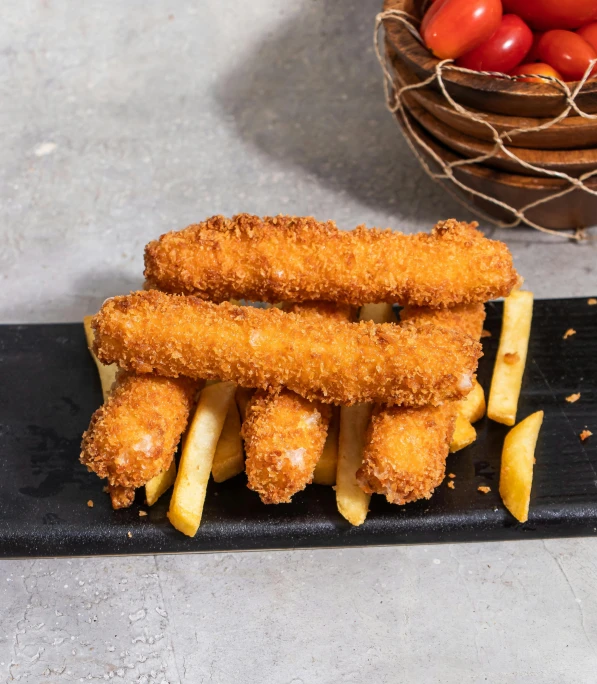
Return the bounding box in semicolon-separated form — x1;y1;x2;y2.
80;214;543;535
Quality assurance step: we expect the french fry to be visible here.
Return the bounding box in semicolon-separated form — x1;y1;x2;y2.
168;381;236;536
145;461;177;506
449;413;477;453
313;407;340;486
335;303;395;525
487;291;534;426
211;398;244;482
460;380;486;424
83;315;118;401
499;410;544;523
336;404;373;526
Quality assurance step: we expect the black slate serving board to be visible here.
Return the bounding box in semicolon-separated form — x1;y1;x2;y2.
0;298;595;558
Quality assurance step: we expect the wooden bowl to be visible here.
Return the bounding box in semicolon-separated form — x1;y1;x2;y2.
389;51;597;150
383;0;597;117
403;97;597;177
395;107;597;230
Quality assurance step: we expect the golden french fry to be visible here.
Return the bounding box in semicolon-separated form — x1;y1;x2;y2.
460;380;486;424
336;403;373;526
83;315;118;401
449;413;477;453
487;291;533;426
499;410;544;523
335;304;389;525
313;406;340;486
168;381;236;536
145;461;177;506
235;386;254;423
212;399;244;482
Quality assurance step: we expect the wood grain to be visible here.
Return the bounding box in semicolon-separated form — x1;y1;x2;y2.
395;107;597;230
388;50;597;150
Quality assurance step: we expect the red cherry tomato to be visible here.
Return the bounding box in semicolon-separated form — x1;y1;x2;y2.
510;61;563;82
502;0;597;31
456;15;533;73
421;0;503;60
577;22;597;53
538;30;597;81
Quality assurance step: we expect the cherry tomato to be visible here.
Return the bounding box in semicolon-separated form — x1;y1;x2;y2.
456;15;533;73
538;30;597;81
421;0;503;60
502;0;597;31
577;22;597;53
510;61;563;82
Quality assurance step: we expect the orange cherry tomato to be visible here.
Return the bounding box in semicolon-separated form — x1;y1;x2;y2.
421;0;503;60
577;22;597;53
456;15;533;73
538;30;597;81
503;0;597;31
510;62;563;82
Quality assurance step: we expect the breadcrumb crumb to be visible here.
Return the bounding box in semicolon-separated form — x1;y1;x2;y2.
566;393;581;403
588;298;596;305
580;430;593;441
477;486;491;494
139;510;147;517
447;480;455;489
563;328;576;339
481;329;492;338
127;531;132;538
87;500;94;508
448;473;456;479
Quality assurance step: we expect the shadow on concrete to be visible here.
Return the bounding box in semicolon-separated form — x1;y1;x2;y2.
214;0;468;225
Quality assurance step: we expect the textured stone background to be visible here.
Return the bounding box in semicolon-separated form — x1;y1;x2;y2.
1;1;597;682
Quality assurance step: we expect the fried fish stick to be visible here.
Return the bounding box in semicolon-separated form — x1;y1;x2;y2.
80;372;198;500
242;302;353;504
92;291;482;407
358;403;459;504
243;389;332;503
357;304;486;504
144;214;520;307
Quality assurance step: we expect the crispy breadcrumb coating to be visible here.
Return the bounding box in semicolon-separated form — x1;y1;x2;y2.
357;304;486;504
399;303;486;340
144;214;521;307
242;301;352;504
80;372;198;497
243;389;332;504
108;484;136;510
92;291;482;407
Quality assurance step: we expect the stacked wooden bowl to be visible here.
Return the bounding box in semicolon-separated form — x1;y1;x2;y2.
383;0;597;230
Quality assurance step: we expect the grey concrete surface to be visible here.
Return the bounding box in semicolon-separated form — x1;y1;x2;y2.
1;1;596;682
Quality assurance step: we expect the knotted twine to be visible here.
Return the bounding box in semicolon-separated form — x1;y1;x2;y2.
374;9;597;240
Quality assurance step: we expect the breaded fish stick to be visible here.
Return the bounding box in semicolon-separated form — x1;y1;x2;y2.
242;302;353;504
243;389;332;504
92;291;482;407
144;214;520;307
357;304;486;504
80;372;198;507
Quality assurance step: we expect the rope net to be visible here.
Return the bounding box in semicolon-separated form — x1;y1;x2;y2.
375;9;597;240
